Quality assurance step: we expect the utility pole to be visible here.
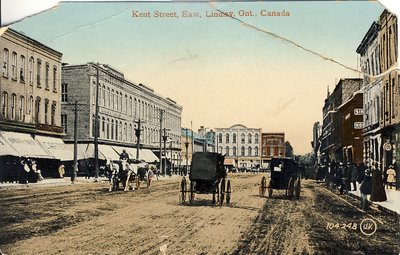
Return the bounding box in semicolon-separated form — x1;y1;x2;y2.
72;100;78;183
134;119;142;160
163;127;168;176
159;109;164;175
185;128;189;175
94;62;100;181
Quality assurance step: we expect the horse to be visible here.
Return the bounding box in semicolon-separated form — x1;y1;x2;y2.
106;159;120;192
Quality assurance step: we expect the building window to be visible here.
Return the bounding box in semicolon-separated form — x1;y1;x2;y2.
28;57;34;85
233;133;236;143
241;133;245;144
255;146;259;156
51;102;56;126
248;134;252;143
44;100;49;124
28;96;33;115
225;146;229;156
248;146;252;156
1;92;8;117
241;146;245;156
111;119;114;140
107;88;110;108
102;86;106;106
61;114;67;133
111;89;115;109
3;49;9;77
37;59;42;87
20;55;25;83
61;83;68;102
255;134;259;143
19;96;24;121
53;66;57;92
11;94;16;119
11;52;17;80
129;97;133;116
225;133;229;143
218;133;222;143
102;117;105;136
233;146;236;156
45;63;50;89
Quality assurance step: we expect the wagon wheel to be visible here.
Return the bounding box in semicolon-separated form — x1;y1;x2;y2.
294;178;301;199
259;176;267;196
212;184;219;204
220;178;226;207
179;177;187;204
226;180;231;205
189;181;195;204
287;177;295;199
267;179;273;198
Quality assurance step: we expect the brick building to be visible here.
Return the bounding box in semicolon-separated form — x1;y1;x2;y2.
0;28;70;180
61;63;182;163
320;78;363;164
260;133;285;167
378;10;399;188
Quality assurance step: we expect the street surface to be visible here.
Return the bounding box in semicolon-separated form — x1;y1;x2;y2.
0;173;399;255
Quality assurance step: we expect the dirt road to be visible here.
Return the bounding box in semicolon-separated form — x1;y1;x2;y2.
0;174;399;255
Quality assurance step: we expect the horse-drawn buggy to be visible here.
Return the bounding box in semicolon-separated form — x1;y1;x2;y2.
106;159;151;192
180;152;231;206
259;157;301;199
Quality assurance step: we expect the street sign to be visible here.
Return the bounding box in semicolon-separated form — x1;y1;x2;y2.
354;122;363;129
354;108;364;115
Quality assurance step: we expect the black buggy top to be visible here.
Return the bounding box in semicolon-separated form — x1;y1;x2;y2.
189;152;226;182
269;157;299;189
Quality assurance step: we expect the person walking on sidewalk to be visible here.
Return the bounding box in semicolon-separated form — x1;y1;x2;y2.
386;165;396;189
351;163;358;191
360;169;372;211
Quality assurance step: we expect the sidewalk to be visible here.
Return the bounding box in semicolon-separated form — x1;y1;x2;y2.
0;174;181;189
349;183;400;215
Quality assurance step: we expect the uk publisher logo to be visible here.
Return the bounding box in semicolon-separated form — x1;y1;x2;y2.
360;218;377;236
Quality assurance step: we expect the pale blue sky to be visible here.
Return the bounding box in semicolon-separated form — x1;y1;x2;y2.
11;1;385;154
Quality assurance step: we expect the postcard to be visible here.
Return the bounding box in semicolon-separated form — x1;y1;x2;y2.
0;1;399;254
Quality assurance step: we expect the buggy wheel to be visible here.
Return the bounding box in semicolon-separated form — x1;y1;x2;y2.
287;177;295;199
294;178;301;199
212;184;219;204
220;178;226;207
226;180;231;205
259;176;267;196
267;179;273;198
189;181;195;204
179;177;187;204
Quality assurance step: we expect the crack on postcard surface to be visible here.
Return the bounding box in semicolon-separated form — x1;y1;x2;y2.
208;2;398;79
48;4;131;43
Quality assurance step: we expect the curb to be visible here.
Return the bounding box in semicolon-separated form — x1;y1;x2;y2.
347;191;399;217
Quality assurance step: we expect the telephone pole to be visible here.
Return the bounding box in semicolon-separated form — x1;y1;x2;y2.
159;109;164;175
163;127;168;176
134;119;143;160
72;100;78;183
94;62;100;180
185;128;189;175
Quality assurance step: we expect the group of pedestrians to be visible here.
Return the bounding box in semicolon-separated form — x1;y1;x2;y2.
321;162;362;194
19;157;44;184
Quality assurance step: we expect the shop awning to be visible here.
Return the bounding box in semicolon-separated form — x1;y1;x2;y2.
65;144;88;160
0;135;19;156
35;135;73;161
0;131;53;158
112;146;136;159
140;149;159;163
98;144;120;160
224;158;235;165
